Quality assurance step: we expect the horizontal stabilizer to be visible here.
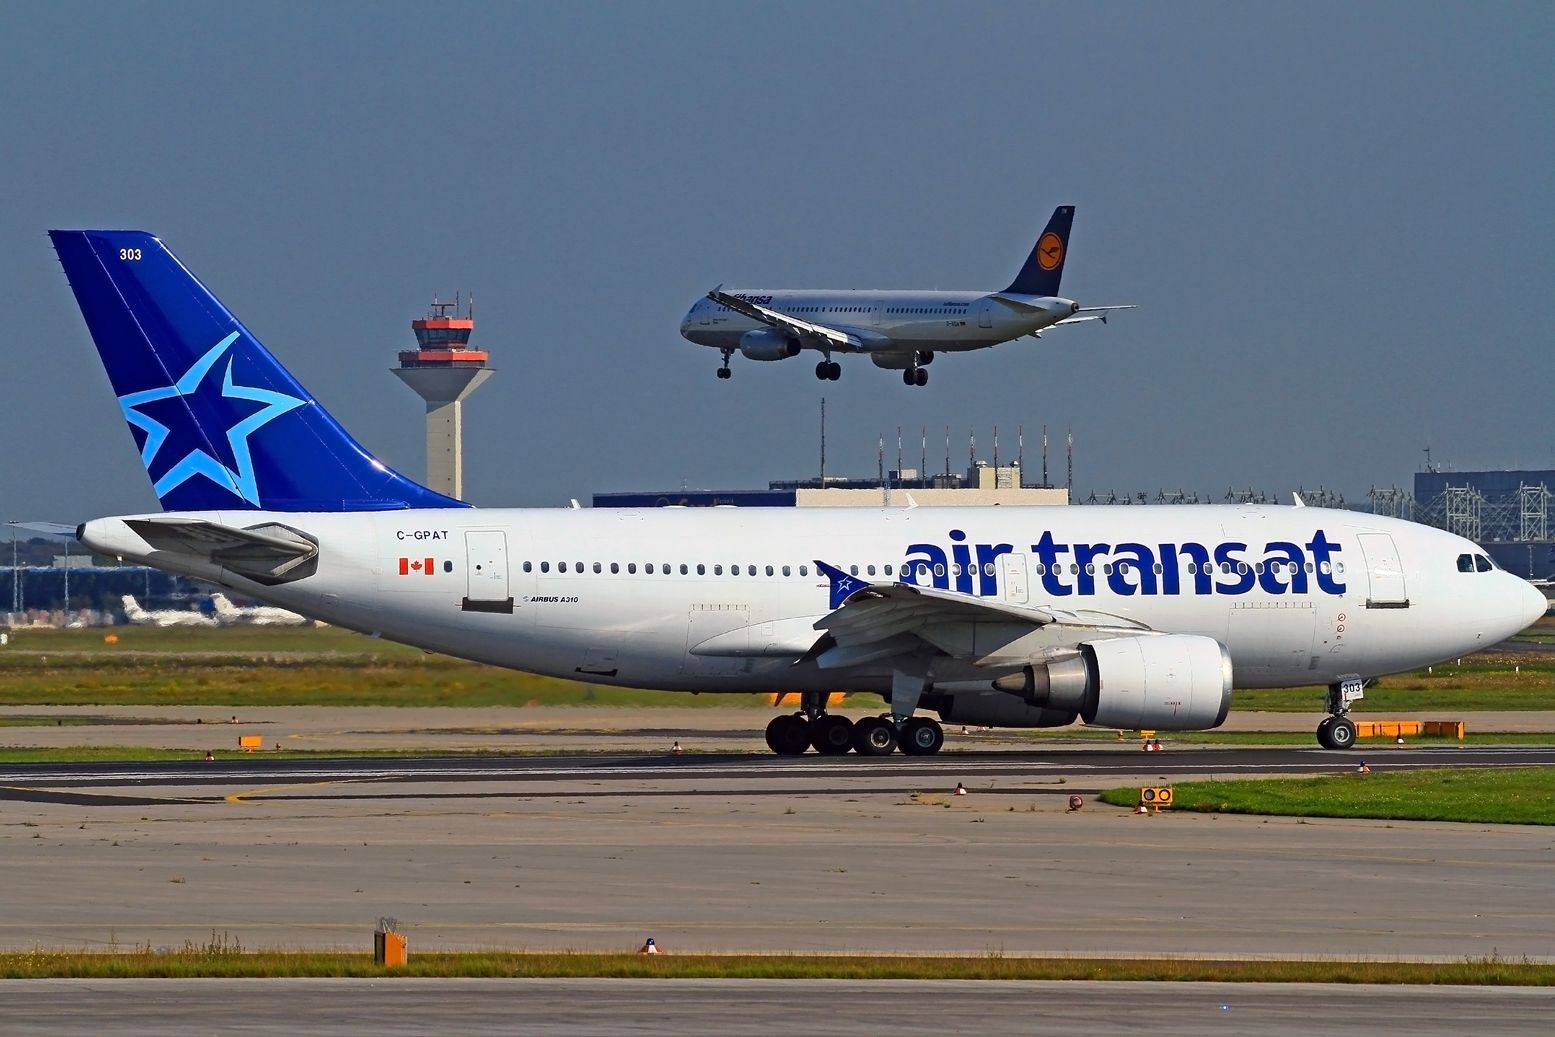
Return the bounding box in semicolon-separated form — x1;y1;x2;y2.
123;516;318;585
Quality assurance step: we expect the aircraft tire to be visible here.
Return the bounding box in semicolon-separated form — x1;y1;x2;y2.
827;362;842;380
716;367;731;380
1315;716;1336;748
902;369;915;386
766;714;811;756
816;361;830;380
914;368;928;386
852;716;898;756
810;714;854;755
898;717;944;756
1327;716;1357;750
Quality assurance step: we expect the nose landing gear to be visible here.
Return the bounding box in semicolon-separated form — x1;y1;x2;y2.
716;349;733;379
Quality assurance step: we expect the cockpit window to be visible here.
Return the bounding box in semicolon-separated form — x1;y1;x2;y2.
1457;553;1474;573
1475;554;1493;572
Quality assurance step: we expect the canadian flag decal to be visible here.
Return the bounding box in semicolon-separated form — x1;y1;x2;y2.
398;557;436;576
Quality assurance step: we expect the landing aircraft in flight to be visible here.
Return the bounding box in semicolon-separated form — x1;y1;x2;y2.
52;230;1545;755
679;205;1134;385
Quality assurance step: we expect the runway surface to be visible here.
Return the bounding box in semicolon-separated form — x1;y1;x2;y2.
3;743;1552;802
3;979;1551;1036
2;743;1552;959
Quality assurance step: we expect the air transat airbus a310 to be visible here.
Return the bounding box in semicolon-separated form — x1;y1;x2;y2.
51;230;1546;756
680;205;1134;385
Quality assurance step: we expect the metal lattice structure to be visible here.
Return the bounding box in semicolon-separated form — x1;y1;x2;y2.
1415;478;1554;544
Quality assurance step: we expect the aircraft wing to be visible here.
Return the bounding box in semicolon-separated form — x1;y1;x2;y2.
707;288;863;351
123;517;318;584
805;561;1149;670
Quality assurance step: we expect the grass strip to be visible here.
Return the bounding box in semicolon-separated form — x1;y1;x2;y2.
0;950;1550;984
1100;766;1555;825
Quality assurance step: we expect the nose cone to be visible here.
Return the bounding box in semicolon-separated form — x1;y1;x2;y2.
1518;579;1549;628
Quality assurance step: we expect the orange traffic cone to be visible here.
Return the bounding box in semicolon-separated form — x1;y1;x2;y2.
638;937;661;954
954;782;968;796
960;726;970;735
204;751;214;761
1134;803;1150;814
670;740;683;755
1357;761;1371;774
1067;795;1084;811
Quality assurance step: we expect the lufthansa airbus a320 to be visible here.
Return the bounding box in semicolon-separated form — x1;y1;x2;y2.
680;205;1133;386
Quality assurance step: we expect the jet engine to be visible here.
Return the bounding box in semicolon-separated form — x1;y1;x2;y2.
991;634;1233;731
739;329;801;361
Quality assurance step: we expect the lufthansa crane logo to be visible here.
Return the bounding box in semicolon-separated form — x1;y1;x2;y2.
1036;232;1064;272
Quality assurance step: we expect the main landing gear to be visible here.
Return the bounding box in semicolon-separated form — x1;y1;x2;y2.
762;711;946;757
716;348;733;379
762;678;944;757
902;367;928;386
1316;676;1364;749
815;359;841;381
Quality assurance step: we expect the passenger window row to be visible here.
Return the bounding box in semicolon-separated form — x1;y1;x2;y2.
521;562;898;578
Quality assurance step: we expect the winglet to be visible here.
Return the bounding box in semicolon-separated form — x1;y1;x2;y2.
814;560;869;609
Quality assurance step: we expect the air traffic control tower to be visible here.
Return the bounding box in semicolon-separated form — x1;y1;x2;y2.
392;298;493;500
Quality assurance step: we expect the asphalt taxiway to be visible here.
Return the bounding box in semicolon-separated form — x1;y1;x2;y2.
3;979;1552;1037
2;744;1551;959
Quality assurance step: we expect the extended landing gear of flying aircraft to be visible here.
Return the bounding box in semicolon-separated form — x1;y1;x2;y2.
717;349;733;379
815;360;841;381
1315;676;1365;749
902;367;928;387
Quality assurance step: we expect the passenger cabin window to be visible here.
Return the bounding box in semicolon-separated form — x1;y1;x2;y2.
593;562;602;574
696;564;706;575
523;561;533;573
610;563;620;574
799;565;809;576
540;562;550;573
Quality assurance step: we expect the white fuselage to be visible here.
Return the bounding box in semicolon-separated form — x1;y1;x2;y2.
84;506;1543;701
680;289;1077;356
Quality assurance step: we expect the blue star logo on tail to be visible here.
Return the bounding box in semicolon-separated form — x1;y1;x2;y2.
117;331;307;506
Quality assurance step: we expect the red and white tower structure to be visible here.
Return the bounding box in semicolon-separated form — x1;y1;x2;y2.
392;297;493;500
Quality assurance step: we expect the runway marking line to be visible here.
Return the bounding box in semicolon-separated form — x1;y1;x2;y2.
225;779;375;804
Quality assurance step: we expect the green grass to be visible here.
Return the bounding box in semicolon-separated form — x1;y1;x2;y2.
0;625;1548;711
1100;766;1555;825
0;947;1550;983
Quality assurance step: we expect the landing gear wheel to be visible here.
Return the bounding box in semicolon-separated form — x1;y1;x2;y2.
1316;716;1336;748
765;714;811;756
898;717;944;756
914;368;928;386
903;369;916;386
852;716;898;756
828;361;842;380
716;367;731;379
1327;716;1357;750
810;714;855;755
816;360;830;380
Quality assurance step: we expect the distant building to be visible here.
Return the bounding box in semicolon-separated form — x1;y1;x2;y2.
595;462;1068;509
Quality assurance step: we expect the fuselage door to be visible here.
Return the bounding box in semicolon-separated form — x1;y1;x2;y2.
1001;553;1029;605
977;297;994;329
462;530;514;614
1357;532;1409;608
871;299;885;326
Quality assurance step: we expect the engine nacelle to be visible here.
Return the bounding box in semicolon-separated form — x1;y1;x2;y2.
991;634;1233;731
928;689;1076;728
869;350;934;370
738;329;800;361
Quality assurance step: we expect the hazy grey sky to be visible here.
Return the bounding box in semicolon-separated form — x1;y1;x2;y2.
3;2;1551;521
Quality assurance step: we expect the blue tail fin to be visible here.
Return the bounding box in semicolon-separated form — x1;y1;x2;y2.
1002;205;1075;296
815;560;870;609
50;230;467;512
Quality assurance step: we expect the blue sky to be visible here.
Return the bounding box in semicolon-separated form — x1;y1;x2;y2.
2;2;1551;520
